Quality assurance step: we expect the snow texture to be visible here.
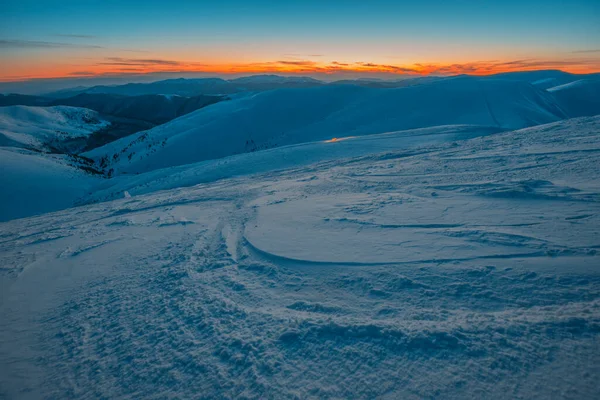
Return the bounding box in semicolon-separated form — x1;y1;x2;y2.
1;116;599;399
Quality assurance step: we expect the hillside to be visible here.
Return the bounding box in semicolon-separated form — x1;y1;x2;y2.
85;76;567;174
488;70;600;90
548;78;600;117
50;93;225;124
1;116;598;398
0;106;109;152
0;147;102;221
86;124;503;203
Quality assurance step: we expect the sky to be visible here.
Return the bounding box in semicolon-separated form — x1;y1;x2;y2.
1;0;599;82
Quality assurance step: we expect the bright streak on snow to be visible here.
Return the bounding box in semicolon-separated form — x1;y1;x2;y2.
325;136;356;143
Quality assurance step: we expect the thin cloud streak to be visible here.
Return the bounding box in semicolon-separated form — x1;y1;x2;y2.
276;60;319;66
101;57;183;66
0;39;104;49
92;57;210;75
212;58;600;76
571;49;600;54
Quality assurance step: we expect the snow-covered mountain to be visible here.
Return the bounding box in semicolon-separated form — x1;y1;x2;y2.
1;115;598;398
85;76;566;174
488;69;600;90
0;105;109;152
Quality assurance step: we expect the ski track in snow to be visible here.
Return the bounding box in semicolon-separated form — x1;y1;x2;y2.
1;117;600;399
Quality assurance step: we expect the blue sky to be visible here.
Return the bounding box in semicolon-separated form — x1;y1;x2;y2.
1;0;599;80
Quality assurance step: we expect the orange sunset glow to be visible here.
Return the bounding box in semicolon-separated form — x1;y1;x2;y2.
2;57;600;82
2;0;599;84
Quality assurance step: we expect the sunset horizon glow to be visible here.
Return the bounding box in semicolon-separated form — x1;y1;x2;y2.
1;0;599;82
2;57;600;83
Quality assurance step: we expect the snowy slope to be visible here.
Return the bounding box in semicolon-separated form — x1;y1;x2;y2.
548;78;600;117
85;76;566;174
0;106;109;151
87;124;503;203
1;116;599;399
0;147;102;221
0;124;500;221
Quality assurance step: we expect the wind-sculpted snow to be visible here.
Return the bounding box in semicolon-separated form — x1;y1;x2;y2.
0;105;109;151
85;76;566;174
1;116;599;398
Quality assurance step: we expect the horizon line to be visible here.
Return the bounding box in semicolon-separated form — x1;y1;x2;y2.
1;67;599;85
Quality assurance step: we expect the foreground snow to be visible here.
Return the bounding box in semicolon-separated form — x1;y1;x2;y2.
1;116;598;398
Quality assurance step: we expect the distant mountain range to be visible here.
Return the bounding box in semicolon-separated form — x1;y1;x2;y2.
40;75;324;98
2;70;599;98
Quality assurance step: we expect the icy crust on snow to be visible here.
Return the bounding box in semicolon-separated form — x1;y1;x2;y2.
0;105;109;151
84;76;566;174
1;117;599;399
